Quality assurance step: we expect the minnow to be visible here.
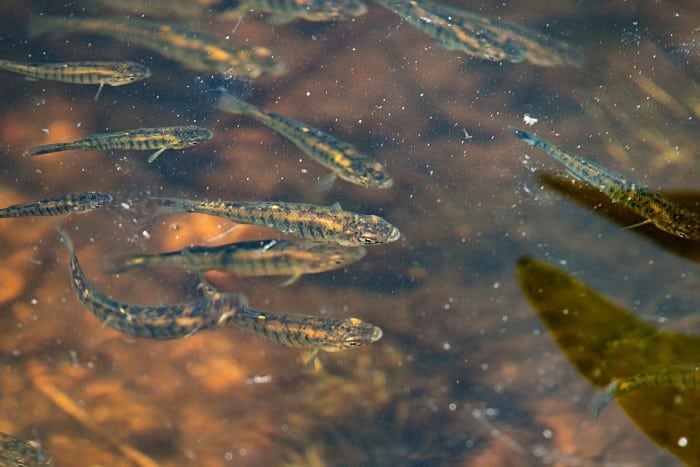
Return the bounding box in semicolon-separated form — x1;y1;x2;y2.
105;239;367;286
93;0;208;18
510;126;700;240
149;197;401;247
373;0;583;67
30;125;213;162
55;226;248;339
28;16;286;78
217;0;368;23
0;432;53;467
0;59;150;100
589;364;700;419
0;192;112;218
230;305;382;367
218;92;393;188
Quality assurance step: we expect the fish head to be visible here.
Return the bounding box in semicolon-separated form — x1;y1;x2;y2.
321;317;383;352
173;126;214;148
353;161;394;188
343;215;401;246
300;243;368;271
107;61;152;86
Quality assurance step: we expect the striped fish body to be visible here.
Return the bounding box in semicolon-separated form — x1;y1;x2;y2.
0;432;53;467
30;126;212;157
57;228;247;340
221;0;368;23
218;93;393;188
0;192;112;218
373;0;582;67
232;307;382;351
107;239;367;281
510;126;700;240
590;364;700;419
29;16;286;78
150;197;401;247
0;59;150;86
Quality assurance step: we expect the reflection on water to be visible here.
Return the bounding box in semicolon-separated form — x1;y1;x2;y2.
1;0;699;465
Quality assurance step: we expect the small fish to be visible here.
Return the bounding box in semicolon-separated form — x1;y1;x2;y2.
373;0;583;67
589;364;700;419
0;432;53;467
218;92;393;188
0;59;150;100
231;306;383;367
0;192;112;218
30;126;213;162
93;0;210;18
510;126;700;240
105;239;367;286
29;16;286;78
149;197;401;247
218;0;368;23
56;226;248;340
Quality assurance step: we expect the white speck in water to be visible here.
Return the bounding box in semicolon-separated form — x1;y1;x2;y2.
30;298;38;305
493;281;500;289
679;437;689;447
120;202;131;210
42;128;49;134
523;114;539;126
481;363;489;370
246;374;272;384
448;402;457;411
224;452;233;461
542;429;553;439
443;342;451;351
142;230;151;239
306;91;311;96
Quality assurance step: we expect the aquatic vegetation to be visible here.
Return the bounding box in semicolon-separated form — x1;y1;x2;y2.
516;256;700;465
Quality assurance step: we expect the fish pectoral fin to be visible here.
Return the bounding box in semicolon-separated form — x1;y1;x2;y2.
314;173;337;192
280;273;302;287
195;273;220;298
300;347;322;373
622;219;652;230
147;147;168;163
93;81;105;101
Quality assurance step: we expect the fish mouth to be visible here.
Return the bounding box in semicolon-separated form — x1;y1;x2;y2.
387;226;401;242
370;326;383;342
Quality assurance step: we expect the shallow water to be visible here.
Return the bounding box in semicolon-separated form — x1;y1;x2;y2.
0;0;699;465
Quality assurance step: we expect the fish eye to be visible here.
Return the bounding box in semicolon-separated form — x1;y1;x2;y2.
359;234;377;244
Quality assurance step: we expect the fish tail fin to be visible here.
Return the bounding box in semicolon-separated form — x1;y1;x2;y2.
29;143;69;156
27;16;69;38
53;222;75;254
587;379;620;421
217;90;254;115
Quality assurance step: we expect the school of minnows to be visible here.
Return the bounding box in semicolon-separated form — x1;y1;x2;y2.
14;0;689;462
